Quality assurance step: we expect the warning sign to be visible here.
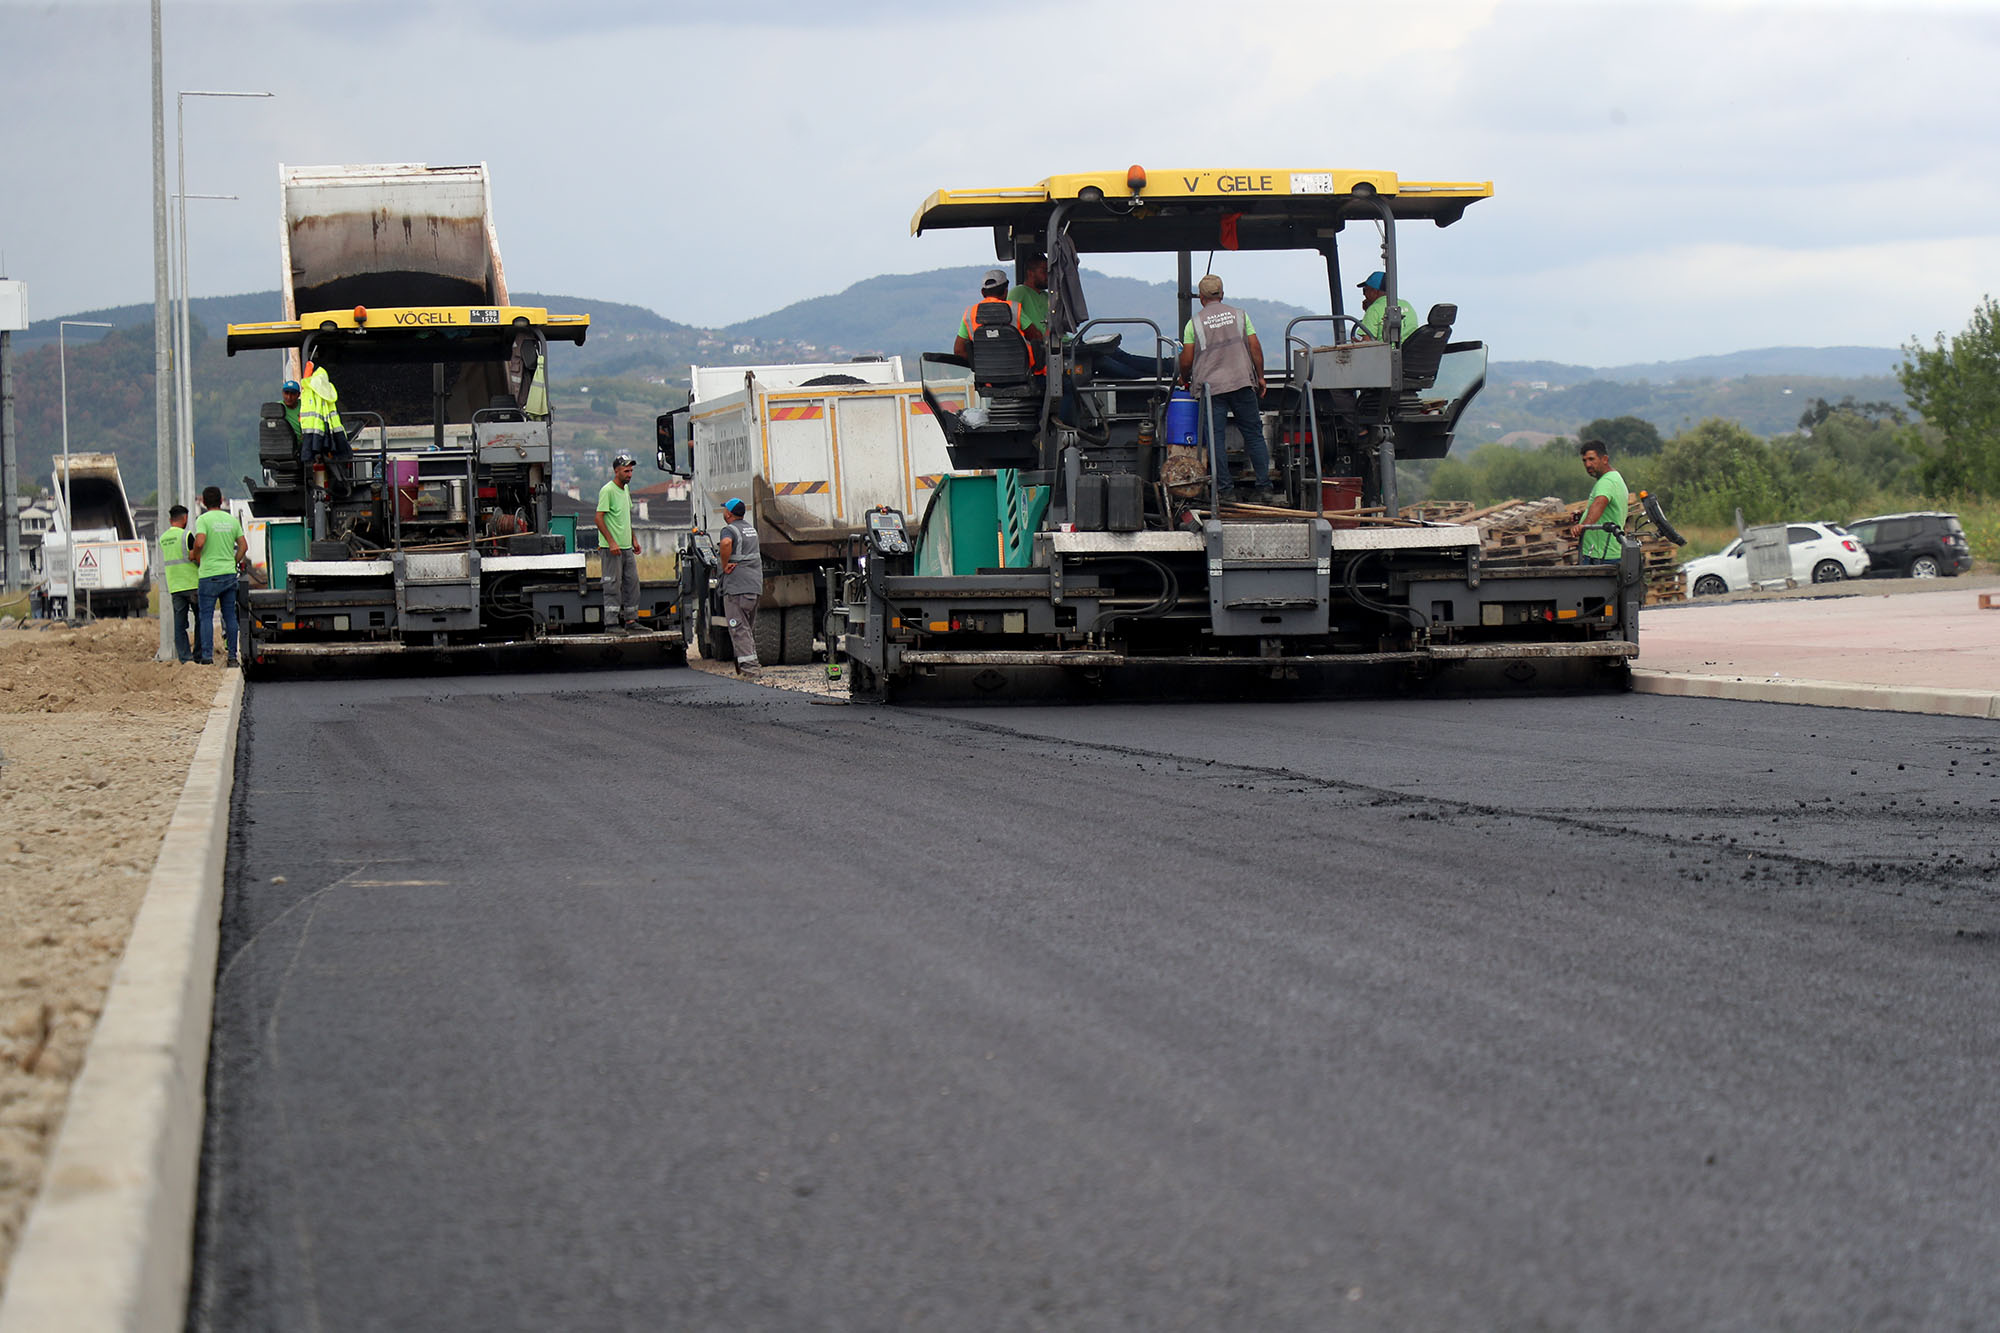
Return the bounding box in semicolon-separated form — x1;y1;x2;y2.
75;547;101;587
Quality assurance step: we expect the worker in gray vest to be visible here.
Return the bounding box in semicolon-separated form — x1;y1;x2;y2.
1177;274;1273;503
717;497;763;674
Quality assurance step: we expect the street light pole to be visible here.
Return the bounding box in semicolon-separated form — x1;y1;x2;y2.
171;189;239;513
59;320;115;622
151;0;171;656
174;89;271;512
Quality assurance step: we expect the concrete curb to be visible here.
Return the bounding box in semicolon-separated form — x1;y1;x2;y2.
1631;668;2000;720
0;673;243;1333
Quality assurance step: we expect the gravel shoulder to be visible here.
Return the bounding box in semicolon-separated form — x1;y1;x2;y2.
0;621;219;1293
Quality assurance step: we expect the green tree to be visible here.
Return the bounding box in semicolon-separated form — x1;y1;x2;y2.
1898;296;2000;495
1578;415;1663;457
1656;418;1792;526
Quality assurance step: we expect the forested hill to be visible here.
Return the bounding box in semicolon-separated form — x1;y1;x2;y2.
7;276;1907;502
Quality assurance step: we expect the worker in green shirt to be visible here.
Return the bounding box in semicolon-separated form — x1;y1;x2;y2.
595;453;640;633
1356;270;1418;344
189;486;247;666
281;378;302;453
1565;439;1630;565
158;504;200;662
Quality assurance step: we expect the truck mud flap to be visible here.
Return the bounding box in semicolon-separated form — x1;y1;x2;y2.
870;641;1635;705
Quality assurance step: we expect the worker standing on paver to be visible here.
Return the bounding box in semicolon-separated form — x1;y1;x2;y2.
158;504;200;663
717;496;762;674
596;452;641;634
1564;439;1629;566
1177;274;1273;503
189;486;247;667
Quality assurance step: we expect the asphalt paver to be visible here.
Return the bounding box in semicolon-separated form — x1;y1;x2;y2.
189;669;2000;1330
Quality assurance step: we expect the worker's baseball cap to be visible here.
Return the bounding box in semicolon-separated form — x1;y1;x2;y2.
723;497;746;515
1357;270;1387;290
980;268;1009;293
612;452;636;467
1196;274;1224;298
281;379;299;393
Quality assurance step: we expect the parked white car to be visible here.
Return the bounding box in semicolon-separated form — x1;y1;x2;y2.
1682;522;1870;596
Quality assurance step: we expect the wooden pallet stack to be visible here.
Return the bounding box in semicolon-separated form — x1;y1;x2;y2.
1555;496;1687;605
1398;495;1687;603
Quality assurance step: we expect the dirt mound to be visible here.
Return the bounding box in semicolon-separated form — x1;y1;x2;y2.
0;617;219;1290
0;621;221;715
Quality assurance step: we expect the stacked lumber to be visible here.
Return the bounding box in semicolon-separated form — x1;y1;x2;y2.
1394;495;1683;601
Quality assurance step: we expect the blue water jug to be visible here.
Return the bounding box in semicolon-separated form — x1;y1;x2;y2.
1164;390;1200;446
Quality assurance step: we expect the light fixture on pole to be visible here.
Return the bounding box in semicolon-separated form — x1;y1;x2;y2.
171;189;238;511
58;320;115;622
174;88;271;509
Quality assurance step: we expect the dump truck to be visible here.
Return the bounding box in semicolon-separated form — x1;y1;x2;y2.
225;163;682;675
655;360;954;666
830;166;1646;701
44;452;150;618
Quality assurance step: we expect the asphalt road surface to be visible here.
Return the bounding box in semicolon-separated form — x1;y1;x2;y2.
189;669;2000;1331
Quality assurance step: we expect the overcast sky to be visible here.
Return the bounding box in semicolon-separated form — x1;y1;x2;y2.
4;0;1997;365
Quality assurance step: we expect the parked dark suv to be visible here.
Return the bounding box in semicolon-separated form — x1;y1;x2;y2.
1844;511;1973;578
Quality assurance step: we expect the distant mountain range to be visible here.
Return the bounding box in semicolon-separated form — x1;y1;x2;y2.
16;273;1906;388
5;275;1909;498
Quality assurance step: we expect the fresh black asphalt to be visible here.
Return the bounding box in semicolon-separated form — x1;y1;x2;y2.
188;668;2000;1330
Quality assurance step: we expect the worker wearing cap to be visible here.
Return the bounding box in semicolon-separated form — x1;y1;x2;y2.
158;504;200;663
954;269;1041;368
717;497;763;674
596;453;641;633
281;379;303;451
1356;271;1418;345
1177;274;1274;503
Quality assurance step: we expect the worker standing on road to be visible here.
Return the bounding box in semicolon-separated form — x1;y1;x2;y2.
717;497;763;675
1177;275;1273;504
1356;270;1418;345
158;504;200;663
1564;439;1629;565
595;453;641;634
188;486;247;667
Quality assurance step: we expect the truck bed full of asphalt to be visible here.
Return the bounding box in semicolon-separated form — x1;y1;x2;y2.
189;670;2000;1331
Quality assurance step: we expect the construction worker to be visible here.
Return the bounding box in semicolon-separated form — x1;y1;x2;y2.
953;269;1041;367
717;497;762;674
188;486;247;667
1177;274;1273;503
280;379;302;451
1356;270;1418;345
1563;439;1629;565
595;453;640;634
158;504;200;663
1011;250;1158;381
297;361;349;467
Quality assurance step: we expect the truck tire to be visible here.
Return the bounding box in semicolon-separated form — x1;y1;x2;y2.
697;600;731;663
781;604;814;665
752;606;783;666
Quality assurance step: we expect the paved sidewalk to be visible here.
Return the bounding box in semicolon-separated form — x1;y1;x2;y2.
1639;588;2000;690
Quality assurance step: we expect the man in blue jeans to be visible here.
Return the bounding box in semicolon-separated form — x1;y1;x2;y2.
189;486;247;666
1176;274;1274;503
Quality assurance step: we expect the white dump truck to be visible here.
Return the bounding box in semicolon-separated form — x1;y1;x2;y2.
45;452;150;618
656;361;955;665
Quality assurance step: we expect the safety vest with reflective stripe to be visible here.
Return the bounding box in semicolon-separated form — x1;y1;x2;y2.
158;526;199;594
959;298;1038;371
299;366;345;436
